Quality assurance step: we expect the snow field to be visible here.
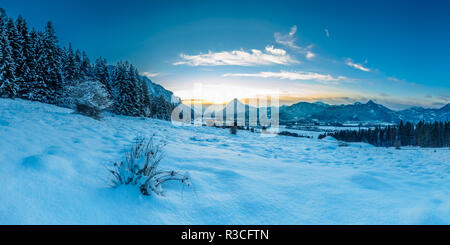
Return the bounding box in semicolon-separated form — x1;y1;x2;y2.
0;99;449;224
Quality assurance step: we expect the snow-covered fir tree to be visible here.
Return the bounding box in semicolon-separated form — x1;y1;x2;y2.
130;64;149;117
15;15;34;98
140;75;152;117
80;51;91;79
93;57;110;91
62;43;77;83
0;17;18;98
42;21;63;103
150;95;174;120
74;49;82;81
27;30;50;102
112;61;139;116
5;18;23;89
5;18;20;59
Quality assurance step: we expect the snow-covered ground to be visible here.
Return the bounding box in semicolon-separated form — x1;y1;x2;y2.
1;99;449;225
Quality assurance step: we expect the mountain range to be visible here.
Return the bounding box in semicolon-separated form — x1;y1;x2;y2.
184;99;449;124
167;94;450;124
279;100;450;123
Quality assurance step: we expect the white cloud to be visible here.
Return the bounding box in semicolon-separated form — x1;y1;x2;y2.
306;51;316;60
325;29;330;38
141;72;160;78
346;59;371;72
274;26;301;50
275;25;316;61
387;77;419;86
223;70;348;83
173;46;298;66
265;45;287;56
289;25;298;36
387;77;402;82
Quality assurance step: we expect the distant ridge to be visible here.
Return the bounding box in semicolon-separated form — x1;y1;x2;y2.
182;98;449;124
280;100;450;123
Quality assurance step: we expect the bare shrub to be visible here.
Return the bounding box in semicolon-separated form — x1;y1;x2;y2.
109;135;191;196
75;103;103;119
68;80;112;119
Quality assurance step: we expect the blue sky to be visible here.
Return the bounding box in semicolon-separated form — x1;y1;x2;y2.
2;0;450;109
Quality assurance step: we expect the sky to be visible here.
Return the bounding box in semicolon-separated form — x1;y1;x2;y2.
2;0;450;109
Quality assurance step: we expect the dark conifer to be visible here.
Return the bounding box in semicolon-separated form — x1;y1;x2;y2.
0;17;18;98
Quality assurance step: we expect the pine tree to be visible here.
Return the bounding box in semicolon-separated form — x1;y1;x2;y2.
130;65;146;116
150;95;173;120
27;30;49;101
112;61;128;115
15;15;34;98
133;65;153;117
6;18;23;85
112;62;146;116
57;43;78;107
42;21;63;103
125;63;140;116
140;76;151;117
0;17;18;98
445;122;448;147
6;18;19;52
74;49;82;81
63;43;77;83
93;57;110;90
80;50;91;79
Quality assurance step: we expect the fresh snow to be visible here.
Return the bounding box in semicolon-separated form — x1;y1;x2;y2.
0;99;449;225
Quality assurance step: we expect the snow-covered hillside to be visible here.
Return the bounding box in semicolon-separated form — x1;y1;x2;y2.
0;99;449;224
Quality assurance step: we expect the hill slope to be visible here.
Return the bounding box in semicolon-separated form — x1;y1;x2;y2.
141;76;181;104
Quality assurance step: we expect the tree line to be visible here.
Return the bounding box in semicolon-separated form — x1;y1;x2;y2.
319;121;450;148
0;8;175;119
